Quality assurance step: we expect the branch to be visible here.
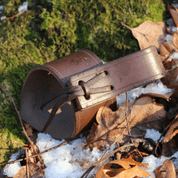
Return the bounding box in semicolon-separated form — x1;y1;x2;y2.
80;144;135;178
0;83;35;150
0;140;68;167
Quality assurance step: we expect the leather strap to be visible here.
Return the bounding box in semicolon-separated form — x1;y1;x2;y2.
41;71;112;132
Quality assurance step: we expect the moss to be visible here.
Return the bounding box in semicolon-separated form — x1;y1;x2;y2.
0;127;24;172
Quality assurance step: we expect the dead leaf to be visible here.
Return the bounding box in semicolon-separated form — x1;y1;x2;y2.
13;162;44;178
161;67;178;88
159;43;170;56
138;93;172;102
161;139;178;157
95;158;153;178
173;32;178;48
87;96;166;150
122;21;166;50
168;4;178;27
23;121;33;136
163;115;178;143
159;54;167;62
163;58;176;70
160;41;177;54
166;26;174;35
154;159;176;178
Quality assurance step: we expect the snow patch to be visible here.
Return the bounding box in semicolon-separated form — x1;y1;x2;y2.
144;129;161;142
116;80;172;106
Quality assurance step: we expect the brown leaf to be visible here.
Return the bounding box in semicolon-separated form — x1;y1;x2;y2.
168;4;178;27
161;139;178;157
163;58;176;70
87;96;166;150
159;43;170;56
23;121;33;136
173;32;178;49
160;41;177;54
13;162;44;178
166;26;174;35
122;21;166;50
95;158;153;178
159;54;167;62
163;116;178;143
138;93;172;102
161;67;178;88
154;159;176;178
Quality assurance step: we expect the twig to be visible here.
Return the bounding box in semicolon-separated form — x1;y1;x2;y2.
0;82;43;166
124;134;144;137
100;127;127;161
80;94;136;178
25;148;29;178
6;12;39;20
125;93;131;136
74;106;128;150
74;123;127;150
80;144;134;178
124;93;144;158
0;140;68;167
0;83;35;152
154;114;178;155
162;49;176;63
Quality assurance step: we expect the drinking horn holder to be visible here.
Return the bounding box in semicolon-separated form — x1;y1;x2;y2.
20;46;165;140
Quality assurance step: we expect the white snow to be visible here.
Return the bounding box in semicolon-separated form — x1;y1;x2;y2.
167;18;175;27
116;80;172;106
18;2;28;13
3;133;106;178
0;16;6;21
165;34;174;45
36;133;108;178
4;129;178;178
142;150;178;178
3;151;21;177
144;129;162;142
142;154;168;178
0;5;3;11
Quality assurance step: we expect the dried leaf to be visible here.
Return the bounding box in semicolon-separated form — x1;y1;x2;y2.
95;158;153;178
166;26;174;35
161;67;178;88
122;21;166;50
163;116;178;143
173;32;178;48
160;41;177;54
161;139;178;157
87;96;166;150
159;43;170;56
154;159;176;178
163;58;176;70
168;4;178;27
23;121;33;136
13;162;44;178
159;54;167;62
138;93;172;102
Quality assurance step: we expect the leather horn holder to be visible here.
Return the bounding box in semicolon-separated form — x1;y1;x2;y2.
20;46;165;140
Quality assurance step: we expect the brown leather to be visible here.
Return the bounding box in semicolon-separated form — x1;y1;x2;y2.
20;49;112;140
20;46;165;140
41;71;113;133
69;46;165;109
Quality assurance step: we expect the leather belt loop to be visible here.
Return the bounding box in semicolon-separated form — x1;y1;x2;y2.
41;71;112;132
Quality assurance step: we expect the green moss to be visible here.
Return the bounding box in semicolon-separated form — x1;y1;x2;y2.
0;127;24;172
